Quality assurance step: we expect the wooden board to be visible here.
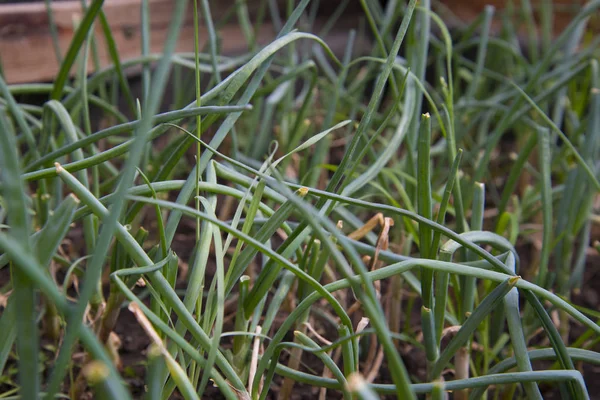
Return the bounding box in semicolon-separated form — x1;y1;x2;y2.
0;0;278;84
0;0;596;84
441;0;594;34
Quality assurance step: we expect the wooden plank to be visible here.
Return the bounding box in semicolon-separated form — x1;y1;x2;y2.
0;0;275;84
0;0;597;84
440;0;593;34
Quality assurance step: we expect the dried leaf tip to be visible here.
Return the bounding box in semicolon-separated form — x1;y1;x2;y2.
147;343;162;359
82;360;109;385
54;162;63;173
68;193;80;203
346;373;367;392
508;275;521;286
356;317;370;333
422;112;431;118
432;380;445;389
298;187;309;196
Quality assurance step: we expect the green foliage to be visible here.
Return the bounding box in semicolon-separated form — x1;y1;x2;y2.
0;0;599;399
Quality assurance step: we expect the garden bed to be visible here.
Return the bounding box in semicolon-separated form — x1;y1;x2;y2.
1;1;599;399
